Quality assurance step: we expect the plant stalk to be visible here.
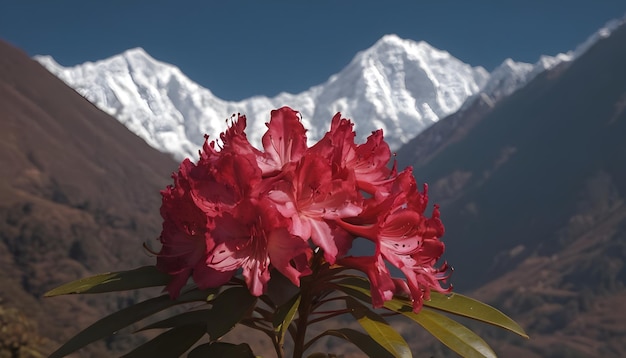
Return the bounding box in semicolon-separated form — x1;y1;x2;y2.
293;250;325;358
292;289;312;358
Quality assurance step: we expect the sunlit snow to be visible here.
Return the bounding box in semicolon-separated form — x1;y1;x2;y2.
34;18;624;160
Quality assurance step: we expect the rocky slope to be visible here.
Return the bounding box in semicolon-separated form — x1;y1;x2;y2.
0;39;178;356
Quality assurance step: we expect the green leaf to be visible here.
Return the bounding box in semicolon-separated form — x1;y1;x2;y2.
48;288;214;358
135;309;212;332
344;296;412;358
314;328;394;358
403;308;496;358
44;266;171;296
188;342;256;358
336;276;528;339
335;280;377;305
423;292;529;339
205;286;257;340
135;286;256;340
121;324;206;358
272;293;300;345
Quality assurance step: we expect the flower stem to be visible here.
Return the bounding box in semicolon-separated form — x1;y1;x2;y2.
292;286;312;358
293;250;325;358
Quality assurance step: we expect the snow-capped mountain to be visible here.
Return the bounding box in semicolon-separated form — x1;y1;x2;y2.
34;15;624;161
35;35;488;160
464;52;567;108
468;15;626;107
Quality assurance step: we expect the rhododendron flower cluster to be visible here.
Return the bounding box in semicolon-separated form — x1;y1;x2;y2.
157;106;451;312
48;107;526;358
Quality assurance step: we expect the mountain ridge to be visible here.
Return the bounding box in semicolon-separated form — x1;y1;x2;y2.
35;15;623;163
395;19;626;357
35;34;490;161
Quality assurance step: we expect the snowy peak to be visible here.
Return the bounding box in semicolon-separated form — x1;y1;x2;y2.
476;14;626;105
571;14;626;58
36;35;488;160
477;58;534;101
117;48;166;78
467;53;565;108
122;47;153;61
309;34;488;145
350;35;492;115
35;17;625;162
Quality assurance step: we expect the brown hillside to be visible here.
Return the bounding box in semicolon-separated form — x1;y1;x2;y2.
0;39;178;356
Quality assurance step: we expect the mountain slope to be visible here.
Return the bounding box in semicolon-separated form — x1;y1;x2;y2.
396;20;626;357
461;15;624;110
0;39;178;356
35;35;489;160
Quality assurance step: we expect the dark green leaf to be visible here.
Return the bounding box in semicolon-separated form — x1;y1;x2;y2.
121;324;206;358
48;288;214;358
44;266;171;296
316;328;394;358
205;286;257;340
272;293;300;345
135;286;256;340
334;276;369;289
404;308;496;358
344;296;412;358
188;342;255;358
136;309;212;332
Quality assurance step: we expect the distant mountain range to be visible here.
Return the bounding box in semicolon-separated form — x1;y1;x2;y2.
34;18;621;162
1;14;625;358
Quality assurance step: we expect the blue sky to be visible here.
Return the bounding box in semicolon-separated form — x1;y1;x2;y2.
1;1;625;101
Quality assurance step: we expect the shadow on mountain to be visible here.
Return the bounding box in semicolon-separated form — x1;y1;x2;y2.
396;21;626;357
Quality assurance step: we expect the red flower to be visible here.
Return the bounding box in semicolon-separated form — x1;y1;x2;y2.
158;111;314;297
311;113;395;194
156;107;450;307
266;154;362;264
208;199;312;296
338;254;395;309
257;106;308;175
337;169;450;312
156;159;213;298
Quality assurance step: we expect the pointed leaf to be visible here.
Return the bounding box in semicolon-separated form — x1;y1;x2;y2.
44;266;171;296
136;286;256;340
136;309;212;332
205;286;257;340
344;296;412;358
121;324;206;358
48;288;215;358
335;281;377;305
335;276;370;289
272;293;300;345
188;342;255;358
335;276;528;339
314;328;394;358
403;308;496;358
423;292;529;339
336;279;409;314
